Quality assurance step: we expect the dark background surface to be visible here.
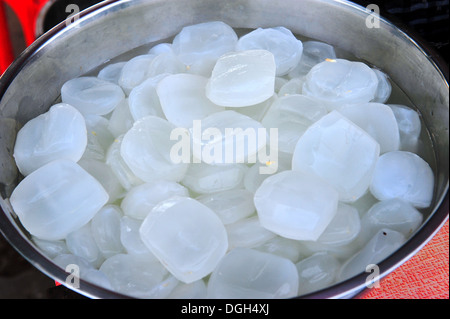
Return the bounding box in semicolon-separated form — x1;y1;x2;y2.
354;0;449;61
0;0;448;299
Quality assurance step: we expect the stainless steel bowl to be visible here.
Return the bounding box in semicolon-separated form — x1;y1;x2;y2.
0;0;448;299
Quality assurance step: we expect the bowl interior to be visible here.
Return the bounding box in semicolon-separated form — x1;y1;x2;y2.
0;0;448;298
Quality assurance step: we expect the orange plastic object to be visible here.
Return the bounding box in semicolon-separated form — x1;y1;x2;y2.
0;0;47;73
0;1;14;73
358;220;449;299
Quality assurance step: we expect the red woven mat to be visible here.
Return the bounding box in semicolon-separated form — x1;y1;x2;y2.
357;219;449;299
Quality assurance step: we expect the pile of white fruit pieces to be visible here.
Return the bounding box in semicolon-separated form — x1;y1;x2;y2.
10;21;434;299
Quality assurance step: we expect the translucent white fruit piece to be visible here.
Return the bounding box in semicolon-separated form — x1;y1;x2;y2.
53;254;96;275
278;77;305;96
191;110;267;164
81;139;106;162
140;197;228;283
236;27;303;76
83;130;106;161
207;248;299;299
295;252;340;296
107;99;134;137
145;274;180;299
97;62;127;84
66;223;104;268
99;253;178;298
338;103;400;154
146;52;186;78
371;69;392;104
388;104;422;153
292;111;380;202
172;21;238;75
302;59;379;105
196;189;255;225
121;116;189;183
10;159;109;240
370;151;434;208
54;253;115;289
262;94;328;154
119;216;154;256
128;73;169;121
33;237;70;259
338;228;406;282
226;216;277;249
288;41;337;78
275;77;289;93
349;191;379;217
231;94;276;122
358;198;423;247
105;134;144;190
14;103;87;176
243;151;292;193
90;205;124;258
61;77;125;115
148;43;173;55
118;54;156;95
83;115;115;161
185;60;217;77
167;280;207;299
206;50;276;107
54;253;113;289
181;162;248;195
85;115;114;150
254;170;339;241
157;74;224;127
297;238;361;261
120;181;189;220
83;269;114;291
317;203;361;246
255;236;304;263
78;158;125;204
